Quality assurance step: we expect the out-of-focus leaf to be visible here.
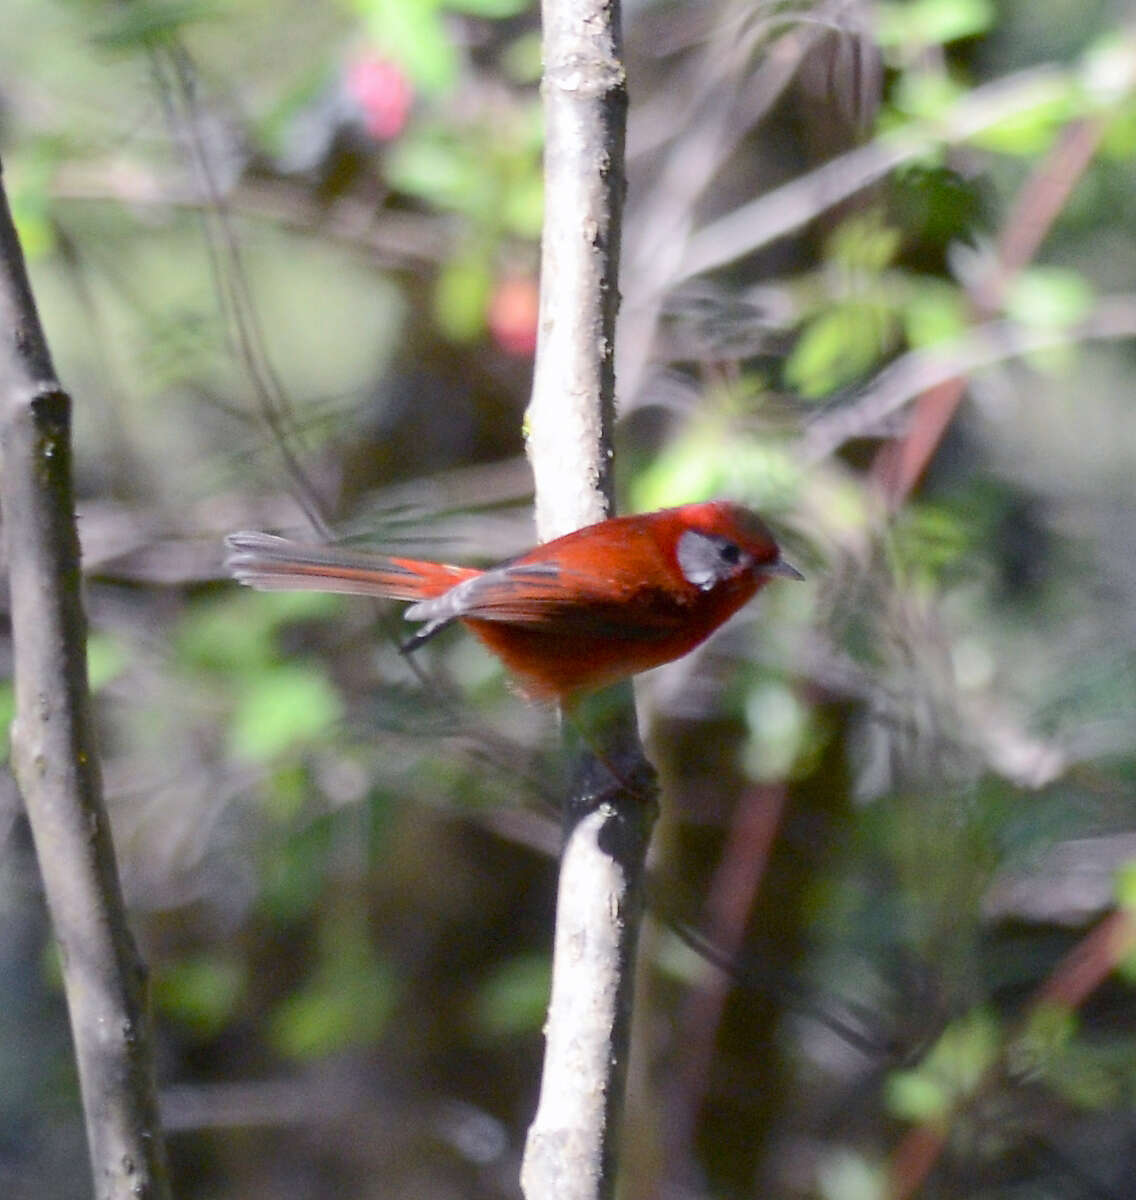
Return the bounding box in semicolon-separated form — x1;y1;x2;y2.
1080;34;1136;110
0;684;14;763
827;214;902;273
359;0;457;94
876;0;994;49
7;158;56;259
155;955;247;1039
471;953;550;1037
259;814;334;923
891;504;971;578
889;71;968;121
886;1009;1000;1121
1005;267;1095;328
1013;1000;1077;1072
1100;102;1136;157
269;923;398;1059
501;170;544;239
262;763;310;825
969;89;1078;155
631;424;802;514
446;0;531;16
434;253;492;341
885;1070;950;1122
229;665;343;761
817;1150;887;1200
90;0;213;49
176;591;342;673
386;129;478;208
903;283;969;347
501;31;543;83
1040;1034;1136;1109
745;683;810;781
87;633;128;692
1116;860;1136;914
889;163;987;250
786;301;897;397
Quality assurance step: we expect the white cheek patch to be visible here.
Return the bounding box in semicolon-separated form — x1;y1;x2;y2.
677;529;727;591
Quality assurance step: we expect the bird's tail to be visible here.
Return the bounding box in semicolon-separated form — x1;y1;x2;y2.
225;532;480;602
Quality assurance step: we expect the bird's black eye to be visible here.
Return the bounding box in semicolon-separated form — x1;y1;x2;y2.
718;541;741;565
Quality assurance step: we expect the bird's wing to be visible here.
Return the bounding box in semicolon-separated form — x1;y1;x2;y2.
402;560;687;652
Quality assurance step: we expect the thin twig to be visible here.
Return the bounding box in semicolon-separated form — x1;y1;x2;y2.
677;65;1066;282
872;115;1107;506
887;909;1136;1200
0;157;172;1200
801;296;1136;463
662;784;788;1192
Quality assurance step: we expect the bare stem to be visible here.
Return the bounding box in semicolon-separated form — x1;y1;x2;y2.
521;1;658;1197
0;157;171;1200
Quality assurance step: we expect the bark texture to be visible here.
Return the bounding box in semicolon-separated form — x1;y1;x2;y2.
0;158;172;1200
521;2;659;1197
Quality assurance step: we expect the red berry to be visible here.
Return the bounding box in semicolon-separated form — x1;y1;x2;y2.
345;53;413;141
488;276;540;357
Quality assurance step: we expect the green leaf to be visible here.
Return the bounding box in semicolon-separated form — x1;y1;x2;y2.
1014;1001;1077;1067
876;0;994;50
1100;102;1136;158
434;253;492;342
969;89;1078;156
785;301;897;397
903;284;969;347
744;683;810;781
259;815;335;923
445;0;531;16
1115;860;1136;914
885;1069;950;1122
886;1009;1000;1121
471;954;550;1037
827;214;902;272
269;927;398;1059
1080;34;1136;111
0;684;14;763
631;425;803;514
155;955;247;1039
892;503;971;576
817;1150;888;1200
501;170;544;239
359;0;457;94
501;31;543;83
1005;267;1094;329
87;633;128;692
8;166;55;260
229;665;343;761
90;0;213;50
176;591;341;673
386;130;479;209
889;72;968;121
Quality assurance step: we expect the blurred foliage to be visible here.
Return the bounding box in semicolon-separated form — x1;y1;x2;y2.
1;0;1136;1198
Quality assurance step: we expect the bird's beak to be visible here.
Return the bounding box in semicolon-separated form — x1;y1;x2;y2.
761;557;805;581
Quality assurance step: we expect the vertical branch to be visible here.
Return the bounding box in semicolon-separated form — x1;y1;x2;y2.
0;159;172;1200
521;1;659;1198
526;0;626;543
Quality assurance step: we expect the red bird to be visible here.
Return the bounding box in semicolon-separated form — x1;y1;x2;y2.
225;501;802;701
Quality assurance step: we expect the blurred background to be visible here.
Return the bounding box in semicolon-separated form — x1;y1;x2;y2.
2;0;1136;1196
